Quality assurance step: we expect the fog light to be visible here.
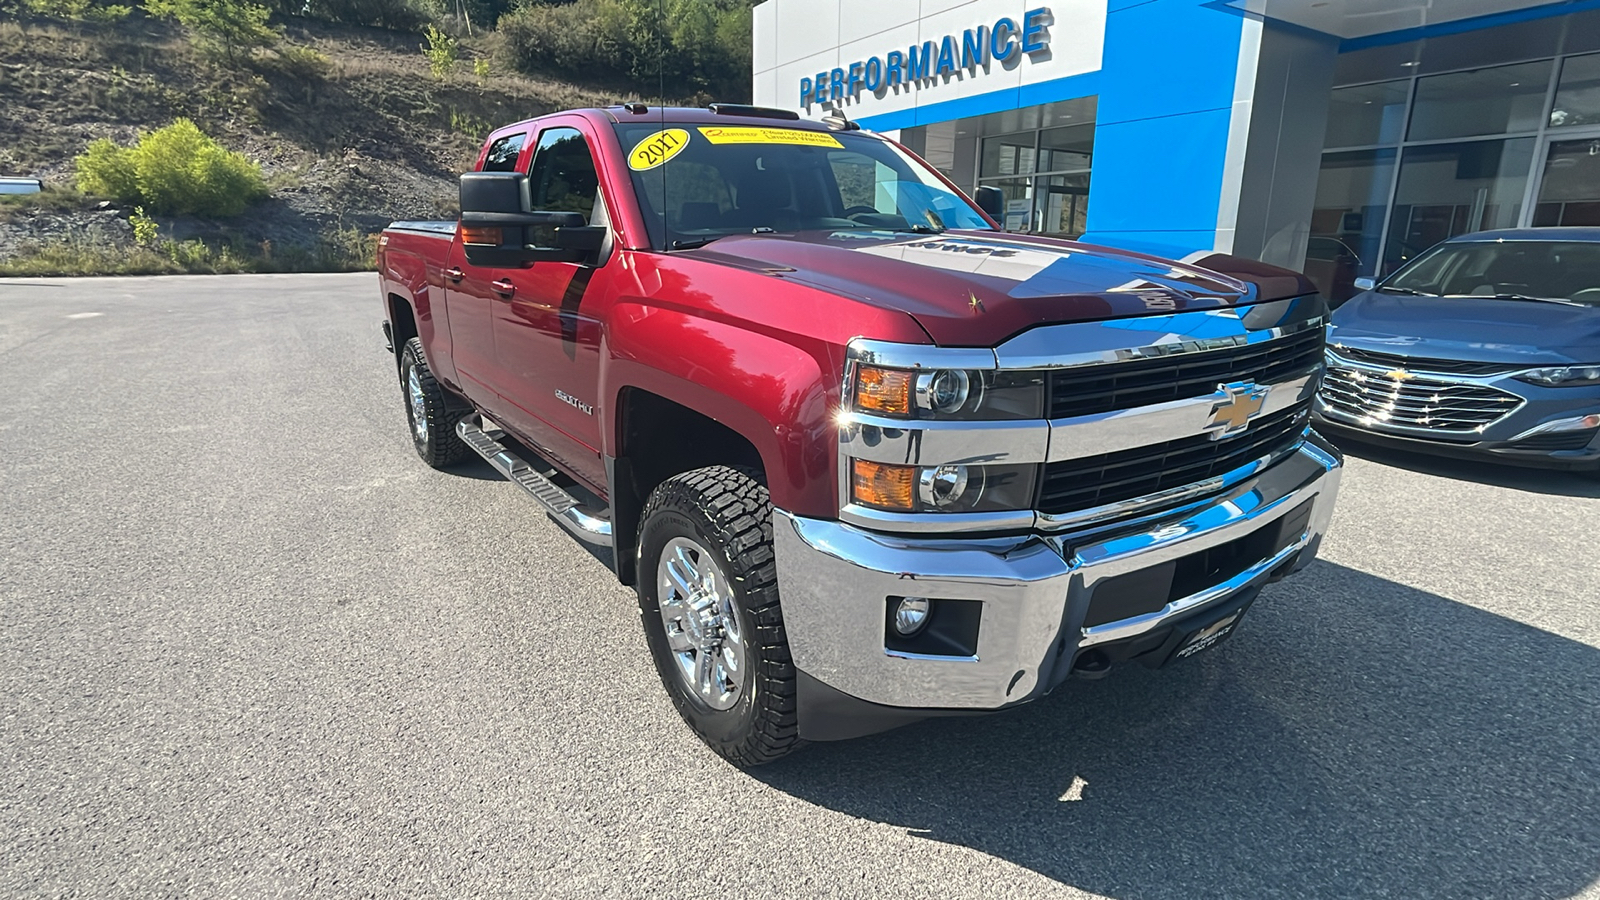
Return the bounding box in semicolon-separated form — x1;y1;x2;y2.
893;597;931;635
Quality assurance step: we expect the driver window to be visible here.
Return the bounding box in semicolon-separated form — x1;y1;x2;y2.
528;127;601;223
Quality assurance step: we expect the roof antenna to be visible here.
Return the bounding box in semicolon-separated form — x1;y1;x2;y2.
820;106;860;132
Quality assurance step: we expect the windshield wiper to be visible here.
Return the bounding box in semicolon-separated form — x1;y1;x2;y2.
1443;293;1581;306
669;227;778;251
669;236;725;251
1377;286;1438;297
898;224;944;235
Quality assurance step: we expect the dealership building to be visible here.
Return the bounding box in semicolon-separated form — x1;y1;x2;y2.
751;0;1600;298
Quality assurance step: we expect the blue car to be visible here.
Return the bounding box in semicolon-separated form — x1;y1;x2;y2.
1314;228;1600;472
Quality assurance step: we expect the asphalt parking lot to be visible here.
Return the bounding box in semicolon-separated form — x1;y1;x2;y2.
2;272;1597;899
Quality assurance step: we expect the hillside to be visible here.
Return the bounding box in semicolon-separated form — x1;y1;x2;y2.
0;13;632;274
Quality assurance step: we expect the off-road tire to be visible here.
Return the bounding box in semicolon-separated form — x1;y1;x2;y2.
636;466;802;766
399;337;468;469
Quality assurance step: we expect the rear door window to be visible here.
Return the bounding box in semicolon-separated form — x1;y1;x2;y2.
482;133;527;172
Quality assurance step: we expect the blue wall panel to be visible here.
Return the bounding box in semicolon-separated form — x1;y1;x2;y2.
1094;0;1246;127
1087;106;1234;233
1081;0;1248;257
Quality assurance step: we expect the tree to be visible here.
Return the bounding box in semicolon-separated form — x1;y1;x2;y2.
144;0;278;63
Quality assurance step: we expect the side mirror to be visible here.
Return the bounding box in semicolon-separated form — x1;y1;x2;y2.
1352;276;1377;292
974;185;1005;223
458;171;602;267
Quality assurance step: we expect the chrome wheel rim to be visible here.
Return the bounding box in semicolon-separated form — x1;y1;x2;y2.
407;366;428;443
656;536;744;711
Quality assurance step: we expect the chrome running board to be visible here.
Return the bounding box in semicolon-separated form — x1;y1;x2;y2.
456;417;614;548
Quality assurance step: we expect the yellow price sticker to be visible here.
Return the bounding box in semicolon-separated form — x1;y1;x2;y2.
628;128;691;171
697;126;843;148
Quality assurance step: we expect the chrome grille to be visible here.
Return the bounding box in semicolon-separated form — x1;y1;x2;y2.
1049;327;1324;419
1320;366;1522;434
1037;401;1311;515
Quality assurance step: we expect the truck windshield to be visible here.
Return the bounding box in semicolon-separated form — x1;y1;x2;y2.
612;122;993;251
1382;239;1600;306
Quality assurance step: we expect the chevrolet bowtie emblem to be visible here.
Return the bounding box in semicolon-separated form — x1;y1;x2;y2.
1206;381;1270;439
1386;368;1414;381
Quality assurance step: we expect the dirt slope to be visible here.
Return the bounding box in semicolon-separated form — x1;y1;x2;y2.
0;14;624;266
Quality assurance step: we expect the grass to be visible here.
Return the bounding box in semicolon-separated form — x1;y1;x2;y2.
0;227;379;277
0;185;91;223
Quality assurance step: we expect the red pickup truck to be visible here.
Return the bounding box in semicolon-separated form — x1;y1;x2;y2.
377;104;1342;765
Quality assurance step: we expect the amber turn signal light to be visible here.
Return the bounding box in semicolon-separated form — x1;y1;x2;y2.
852;460;917;510
461;225;503;245
854;366;913;415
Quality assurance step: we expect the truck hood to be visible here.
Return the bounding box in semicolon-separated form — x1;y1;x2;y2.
1330;291;1600;366
688;230;1315;346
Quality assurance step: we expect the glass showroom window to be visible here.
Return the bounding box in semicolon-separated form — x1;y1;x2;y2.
1324;80;1410;149
977;122;1094;237
1551;52;1600;128
1315;42;1600;294
1383;139;1537;272
1407;60;1553;141
1533;138;1600;227
1309;149;1396;301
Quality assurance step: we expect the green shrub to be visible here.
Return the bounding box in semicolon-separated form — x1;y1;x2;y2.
75;139;142;202
129;206;160;246
75;119;268;217
421;24;458;80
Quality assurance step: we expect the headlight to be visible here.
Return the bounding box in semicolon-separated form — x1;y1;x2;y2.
916;369;972;414
1517;365;1600;386
851;460;1037;513
852;366;1045;420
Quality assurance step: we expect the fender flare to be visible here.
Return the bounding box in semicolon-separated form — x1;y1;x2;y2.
601;304;838;518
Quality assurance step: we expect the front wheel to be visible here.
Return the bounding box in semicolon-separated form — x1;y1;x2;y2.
636;466;801;766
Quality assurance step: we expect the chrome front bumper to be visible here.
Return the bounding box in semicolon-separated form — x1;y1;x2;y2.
773;433;1342;711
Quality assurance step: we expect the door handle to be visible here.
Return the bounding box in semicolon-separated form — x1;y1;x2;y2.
491;279;516;299
445;267;464;283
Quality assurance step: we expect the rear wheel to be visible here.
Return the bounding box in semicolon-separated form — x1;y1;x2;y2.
636;466;801;766
399;337;467;468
